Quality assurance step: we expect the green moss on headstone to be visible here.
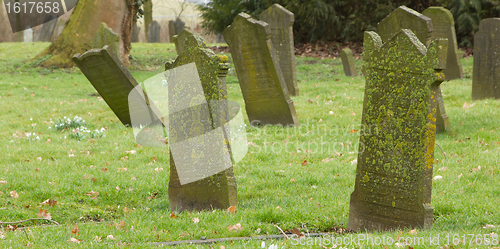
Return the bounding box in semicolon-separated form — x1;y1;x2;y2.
91;22;120;60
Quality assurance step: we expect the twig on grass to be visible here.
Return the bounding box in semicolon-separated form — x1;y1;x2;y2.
0;218;61;226
435;143;447;160
274;225;290;239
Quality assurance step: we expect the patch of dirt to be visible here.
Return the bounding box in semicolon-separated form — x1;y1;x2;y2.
459;47;473;58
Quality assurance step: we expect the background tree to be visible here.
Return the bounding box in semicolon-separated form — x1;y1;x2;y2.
32;0;147;68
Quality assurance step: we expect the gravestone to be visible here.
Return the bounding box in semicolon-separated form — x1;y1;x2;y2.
35;15;58;42
72;45;154;126
168;20;176;43
148;21;161;43
132;23;141;42
348;30;447;232
173;28;204;55
23;27;34;43
91;23;121;60
377;5;449;132
340;48;357;76
259;4;299;96
423;7;463;81
223;13;299;127
165;35;237;212
174;17;185;34
472;18;500;100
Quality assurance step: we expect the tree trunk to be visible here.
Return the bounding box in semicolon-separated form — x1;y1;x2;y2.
33;0;131;68
144;0;153;42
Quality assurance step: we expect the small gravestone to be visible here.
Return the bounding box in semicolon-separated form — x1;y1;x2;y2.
472;18;500;100
35;15;58;42
23;27;33;43
173;28;205;55
168;20;176;43
73;45;151;126
165;35;237;212
91;23;121;60
148;21;161;43
132;23;140;42
259;4;299;96
423;7;463;81
377;5;449;132
348;29;447;232
340;48;357;76
223;13;299;127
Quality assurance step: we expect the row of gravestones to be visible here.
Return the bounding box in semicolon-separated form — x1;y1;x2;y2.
73;4;496;232
132;18;186;43
22;15;65;43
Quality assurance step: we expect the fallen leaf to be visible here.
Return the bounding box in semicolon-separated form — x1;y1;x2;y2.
38;208;51;219
301;160;308;166
349;129;358;133
119;221;126;228
100;167;108;172
483;224;495;229
72;224;80;234
227;223;242;231
307;99;314;103
154;167;164;172
152;156;158;162
68;237;81;243
106;235;115;240
86;191;99;200
192;217;200;224
408;229;417;235
130;177;137;181
290;228;304;237
118;167;127;172
10;191;19;199
0;180;7;184
433;175;443;180
41;199;57;207
170;212;178;219
226;206;236;214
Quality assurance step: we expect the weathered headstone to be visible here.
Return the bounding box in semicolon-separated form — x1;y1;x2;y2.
35;15;58;42
23;27;34;43
91;23;121;60
259;4;299;96
73;45;151;126
132;23;141;42
340;48;357;76
223;13;299;127
173;28;204;55
472;18;500;100
377;6;449;132
423;7;463;81
168;20;176;43
165;35;237;212
148;20;161;43
348;30;447;232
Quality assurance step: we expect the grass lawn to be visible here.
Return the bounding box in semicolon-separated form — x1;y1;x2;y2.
0;42;498;248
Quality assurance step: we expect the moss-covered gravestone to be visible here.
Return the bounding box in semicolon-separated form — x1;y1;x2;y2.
148;21;161;43
165;35;237;212
377;6;449;132
173;27;205;55
423;7;463;81
340;48;357;76
259;4;299;96
472;18;500;100
91;23;120;60
348;30;447;231
223;13;299;127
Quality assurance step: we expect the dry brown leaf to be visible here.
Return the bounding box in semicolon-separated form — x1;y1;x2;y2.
307;99;314;103
227;223;242;231
10;191;19;199
0;180;7;184
349;129;358;133
301;160;308;166
290;228;304;237
118;167;127;172
38;208;51;219
41;199;57;207
86;191;99;200
72;224;80;234
408;229;417;235
100;167;108;172
119;221;126;228
170;212;178;219
68;237;81;243
192;217;200;224
226;206;236;214
152;156;158;162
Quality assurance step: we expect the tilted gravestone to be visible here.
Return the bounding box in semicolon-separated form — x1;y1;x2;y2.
173;27;205;55
91;23;121;60
23;27;33;43
423;7;463;81
72;45;156;126
472;18;500;100
148;20;161;43
35;15;58;42
348;29;447;232
259;4;299;96
165;35;237;212
223;13;299;127
340;48;357;76
377;6;449;132
132;23;140;42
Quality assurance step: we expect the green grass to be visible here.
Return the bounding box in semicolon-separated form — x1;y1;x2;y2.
0;42;499;248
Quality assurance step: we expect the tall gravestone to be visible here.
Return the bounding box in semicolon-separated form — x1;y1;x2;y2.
23;27;33;43
165;35;237;212
348;29;447;232
132;23;141;42
259;4;299;96
35;15;58;42
173;27;204;55
91;23;121;60
72;46;155;126
223;13;299;127
148;21;161;43
472;18;500;100
377;6;449;132
340;48;357;76
423;7;463;81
